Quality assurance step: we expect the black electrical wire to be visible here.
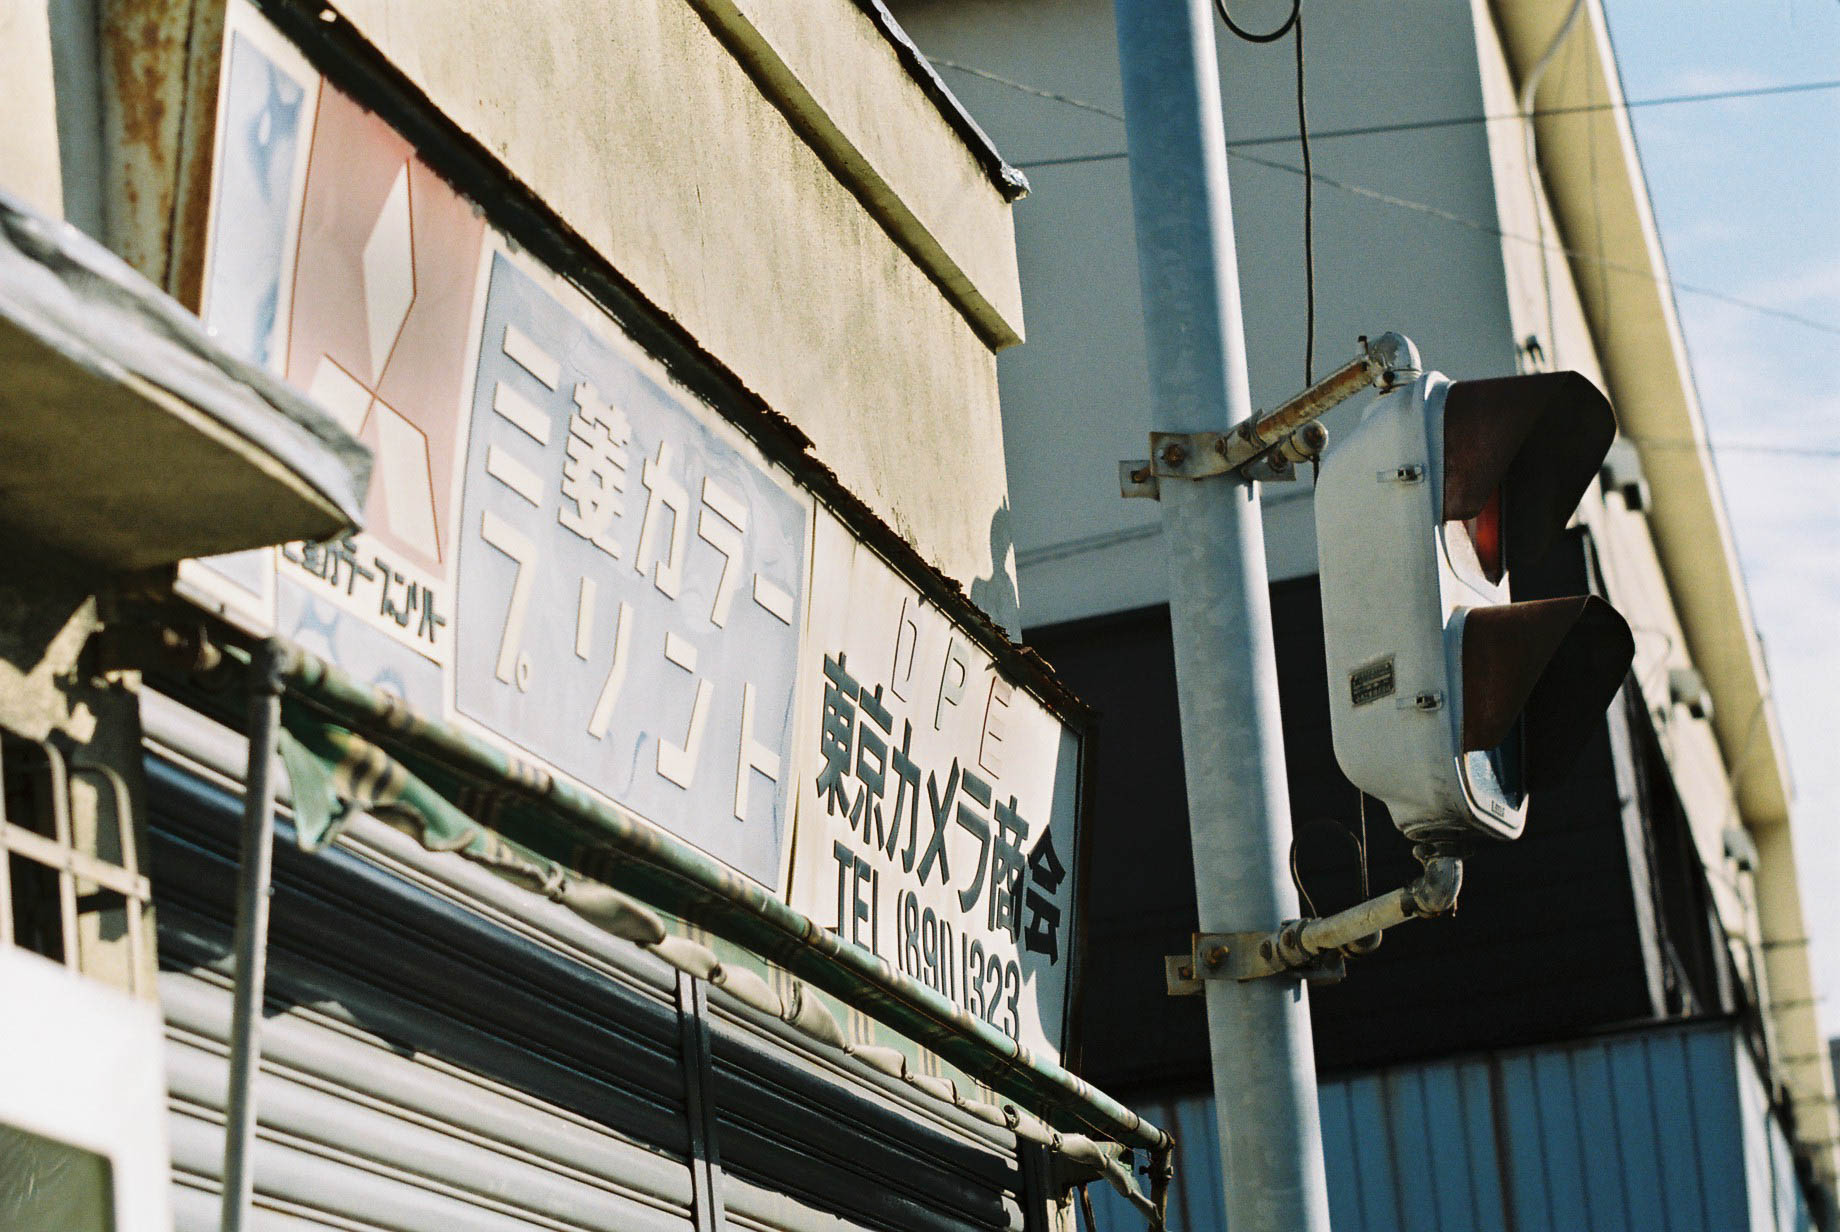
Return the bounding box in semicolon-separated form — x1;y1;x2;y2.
1214;0;1299;44
1217;0;1315;384
1288;816;1369;918
927;59;1840;149
1356;790;1369;900
1293;7;1314;383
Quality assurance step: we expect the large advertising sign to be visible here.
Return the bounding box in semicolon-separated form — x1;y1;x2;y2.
181;1;1081;1057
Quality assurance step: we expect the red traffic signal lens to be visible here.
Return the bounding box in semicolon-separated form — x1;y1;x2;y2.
1442;371;1617;576
1464;489;1505;585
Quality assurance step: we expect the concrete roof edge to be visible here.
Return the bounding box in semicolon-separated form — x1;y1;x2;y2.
1489;0;1833;1192
688;0;1026;347
1489;0;1792;829
848;0;1032;201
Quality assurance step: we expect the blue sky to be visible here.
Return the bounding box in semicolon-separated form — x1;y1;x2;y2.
1603;0;1840;1035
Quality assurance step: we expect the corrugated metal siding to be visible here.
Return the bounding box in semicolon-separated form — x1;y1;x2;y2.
1738;1029;1814;1232
1089;1022;1813;1231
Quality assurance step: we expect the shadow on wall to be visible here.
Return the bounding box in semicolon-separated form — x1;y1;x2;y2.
969;500;1021;639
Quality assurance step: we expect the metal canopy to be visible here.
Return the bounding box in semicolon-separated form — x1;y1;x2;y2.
0;190;370;572
261;638;1173;1171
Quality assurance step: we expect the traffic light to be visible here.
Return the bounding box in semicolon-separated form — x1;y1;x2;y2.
1313;370;1635;843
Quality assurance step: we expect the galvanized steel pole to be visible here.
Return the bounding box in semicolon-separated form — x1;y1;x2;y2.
1111;2;1333;1228
221;640;285;1232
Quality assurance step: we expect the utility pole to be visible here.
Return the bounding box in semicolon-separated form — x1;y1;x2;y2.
1111;2;1332;1228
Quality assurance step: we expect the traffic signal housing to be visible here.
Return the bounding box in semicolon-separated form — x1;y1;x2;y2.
1314;370;1635;843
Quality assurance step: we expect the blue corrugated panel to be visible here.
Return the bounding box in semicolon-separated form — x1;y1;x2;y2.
1571;1041;1628;1226
1086;1021;1805;1231
1648;1029;1715;1230
1347;1074;1404;1231
1421;1065;1475;1226
1456;1059;1509;1231
1498;1051;1554;1229
1386;1067;1439;1224
1604;1035;1671;1229
1318;1077;1364;1227
1686;1027;1752;1230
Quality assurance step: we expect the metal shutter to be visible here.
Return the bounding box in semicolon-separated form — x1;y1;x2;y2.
704;999;1028;1232
141;694;1039;1232
144;737;697;1231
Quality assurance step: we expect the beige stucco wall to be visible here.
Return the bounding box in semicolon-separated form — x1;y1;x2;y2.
0;0;65;216
320;0;1025;628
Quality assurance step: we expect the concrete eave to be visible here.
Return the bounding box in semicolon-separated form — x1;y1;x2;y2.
1489;0;1792;831
299;0;1028;352
0;191;370;573
679;0;1028;349
846;0;1032;203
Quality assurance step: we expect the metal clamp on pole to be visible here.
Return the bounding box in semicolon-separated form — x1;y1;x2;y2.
1121;332;1420;498
1167;853;1462;993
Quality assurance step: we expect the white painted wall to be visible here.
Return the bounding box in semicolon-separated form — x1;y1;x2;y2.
892;0;1523;624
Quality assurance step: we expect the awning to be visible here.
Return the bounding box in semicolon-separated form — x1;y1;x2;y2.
0;190;370;572
262;638;1172;1216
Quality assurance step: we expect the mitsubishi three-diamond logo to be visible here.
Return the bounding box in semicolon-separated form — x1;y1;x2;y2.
286;84;484;573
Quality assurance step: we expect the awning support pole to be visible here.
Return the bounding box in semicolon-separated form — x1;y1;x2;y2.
220;640;285;1232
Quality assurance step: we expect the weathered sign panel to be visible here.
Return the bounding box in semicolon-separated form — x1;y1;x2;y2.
788;511;1081;1050
179;0;1081;1058
453;252;808;888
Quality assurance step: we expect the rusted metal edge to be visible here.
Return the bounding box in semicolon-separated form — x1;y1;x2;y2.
167;0;229;312
246;0;1090;729
98;0;227;306
101;0;196;288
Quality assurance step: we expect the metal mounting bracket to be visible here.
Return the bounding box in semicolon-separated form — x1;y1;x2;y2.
1164;853;1462;994
1121;332;1420;500
1120;428;1314;498
1119;431;1233;500
1164;931;1345;993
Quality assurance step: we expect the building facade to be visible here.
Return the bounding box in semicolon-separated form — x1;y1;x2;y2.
1;1;1168;1228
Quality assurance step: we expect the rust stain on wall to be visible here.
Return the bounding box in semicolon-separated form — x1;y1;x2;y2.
168;1;226;309
103;0;224;299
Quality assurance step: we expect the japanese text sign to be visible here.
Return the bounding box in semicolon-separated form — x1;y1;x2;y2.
183;0;1084;1061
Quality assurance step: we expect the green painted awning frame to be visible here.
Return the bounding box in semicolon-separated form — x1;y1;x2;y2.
262;638;1173;1162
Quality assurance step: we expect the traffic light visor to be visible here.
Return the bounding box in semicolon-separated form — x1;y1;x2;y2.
1460;594;1635;789
1442;372;1617;574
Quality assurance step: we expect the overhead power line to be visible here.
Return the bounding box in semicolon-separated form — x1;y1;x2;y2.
929;57;1840;148
928;59;1127;120
926;58;1840;341
1219;147;1840;341
1236;76;1840;150
1624;437;1840;459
